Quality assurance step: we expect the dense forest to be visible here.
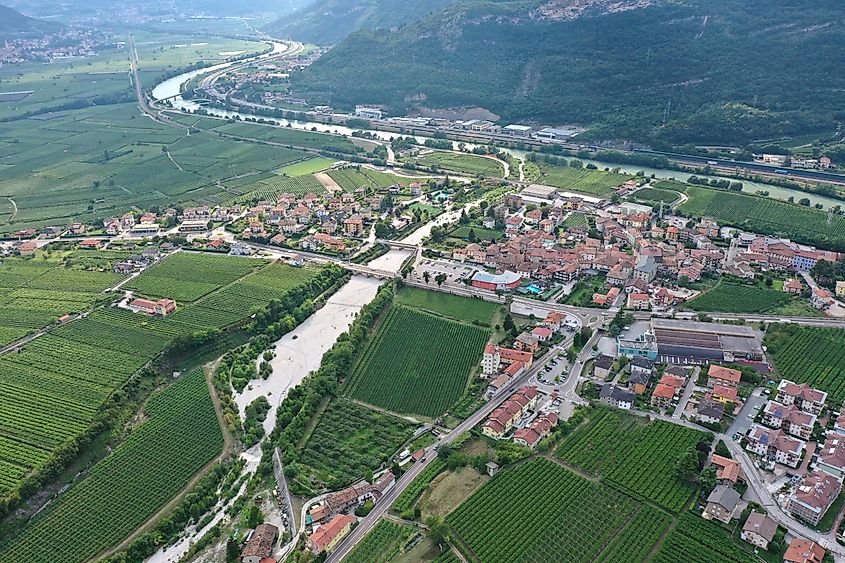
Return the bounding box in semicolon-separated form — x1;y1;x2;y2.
263;0;455;45
291;0;845;146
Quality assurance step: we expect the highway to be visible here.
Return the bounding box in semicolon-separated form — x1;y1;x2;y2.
326;328;581;563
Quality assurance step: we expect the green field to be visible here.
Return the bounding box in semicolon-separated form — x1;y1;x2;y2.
413;152;505;178
0;253;325;500
555;408;708;511
0;104;311;233
275;156;336;177
343;305;490;417
123;252;263;302
766;324;845;403
449;225;502;241
345;520;419;563
529;163;632;197
297;399;417;490
0;369;223;563
392;458;448;515
630;186;682;205
395;286;499;325
653;512;756;563
562;212;589;229
0;253;125;348
683;280;814;315
328;166;417;191
446;458;672;563
677;184;845;251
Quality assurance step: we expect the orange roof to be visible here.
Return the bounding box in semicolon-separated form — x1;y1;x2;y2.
309;514;355;553
708;365;741;384
652;383;676;400
713;384;738;402
784;538;825;563
711;454;740;483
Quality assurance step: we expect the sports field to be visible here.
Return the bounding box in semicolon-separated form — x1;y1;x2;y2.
395;286;499;325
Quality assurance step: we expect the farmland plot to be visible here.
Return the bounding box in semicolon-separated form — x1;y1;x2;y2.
556;407;708;511
766;324;845;402
0;370;223;563
344;306;490;417
446;458;671;563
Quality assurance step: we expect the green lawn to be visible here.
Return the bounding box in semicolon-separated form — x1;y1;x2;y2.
449;225;503;241
396;286;499;325
683;280;818;315
414;152;505;178
275;156;337;177
529;163;633;197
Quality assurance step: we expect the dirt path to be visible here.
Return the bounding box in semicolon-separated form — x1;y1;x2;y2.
314;171;342;194
6;197;17;221
95;362;237;561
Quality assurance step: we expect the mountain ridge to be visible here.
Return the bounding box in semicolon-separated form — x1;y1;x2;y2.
290;0;845;146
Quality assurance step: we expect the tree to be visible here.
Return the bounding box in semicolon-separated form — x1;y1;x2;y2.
428;517;449;547
503;314;515;331
698;466;717;495
435;273;447;286
676;450;700;481
225;538;240;562
423;271;430;284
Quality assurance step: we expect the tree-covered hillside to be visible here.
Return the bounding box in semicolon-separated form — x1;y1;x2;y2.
0;5;57;36
264;0;456;44
291;0;845;146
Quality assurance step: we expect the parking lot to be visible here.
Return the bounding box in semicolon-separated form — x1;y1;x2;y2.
411;258;476;284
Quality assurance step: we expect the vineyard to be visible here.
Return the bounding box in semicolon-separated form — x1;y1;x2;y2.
328;166;414;191
677;184;845;251
298;399;417;490
343;305;490;417
528;163;632;197
344;519;419;563
123;252;264;302
555;408;708;511
562;212;589;229
395;286;499;326
238;174;325;201
392;458;448;515
0;256;125;348
684;281;795;314
446;458;672;562
0;255;323;499
413;152;505;178
766;324;845;402
0;369;223;563
653;512;756;563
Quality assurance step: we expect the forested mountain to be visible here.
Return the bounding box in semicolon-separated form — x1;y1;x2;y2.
264;0;456;44
0;4;57;36
290;0;845;146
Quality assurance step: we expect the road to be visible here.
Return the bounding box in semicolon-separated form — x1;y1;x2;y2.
327;332;579;562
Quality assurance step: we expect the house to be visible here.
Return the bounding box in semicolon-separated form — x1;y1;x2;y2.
740;511;778;551
343;216;365;237
697;399;725;426
784;538;826;563
482;344;533;376
17;240;37;257
784;278;804;295
600;384;634;410
702;485;740;524
707;365;742;389
787;471;842;526
711;384;739;406
531;326;553;342
241;523;278;563
128;298;177;317
513;413;558;448
817;432;845;479
543;311;565;332
593;355;615;379
627;370;651;395
627;292;650;310
482;387;539;438
514;333;540;354
307;504;332;526
308;514;356;555
776;380;827;415
762;401;816;440
812;288;834;310
79;239;103;250
711;454;741;484
629;357;654;378
746;424;805;468
650;383;676;410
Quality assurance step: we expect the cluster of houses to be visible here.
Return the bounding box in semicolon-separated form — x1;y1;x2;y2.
757;153;834;170
304;471;395;555
444;184;843;314
481;386;559;448
745;380;827;469
594;356;693;413
0;28;113;65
